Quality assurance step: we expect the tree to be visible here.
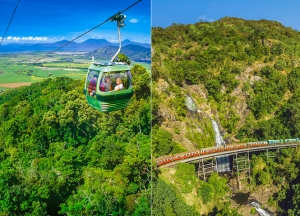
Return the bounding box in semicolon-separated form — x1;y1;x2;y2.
0;72;151;215
131;64;150;100
152;179;199;216
117;53;131;65
152;127;178;157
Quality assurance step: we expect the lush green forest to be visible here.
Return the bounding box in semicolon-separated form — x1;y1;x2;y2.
152;17;300;215
0;64;150;215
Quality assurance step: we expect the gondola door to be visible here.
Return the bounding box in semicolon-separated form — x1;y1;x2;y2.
85;69;101;110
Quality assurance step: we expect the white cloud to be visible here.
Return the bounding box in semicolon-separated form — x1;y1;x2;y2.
5;36;49;41
197;14;214;22
109;38;118;43
13;37;21;41
129;18;138;23
197;15;207;21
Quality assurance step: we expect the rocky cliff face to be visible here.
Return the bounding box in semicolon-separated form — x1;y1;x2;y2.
154;61;281;149
155;78;223;150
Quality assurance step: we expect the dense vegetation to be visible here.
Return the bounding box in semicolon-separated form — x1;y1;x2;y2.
0;64;150;215
153;17;300;140
152;163;240;215
152;17;300;214
250;147;300;215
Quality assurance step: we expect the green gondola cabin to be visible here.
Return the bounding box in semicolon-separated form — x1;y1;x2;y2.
84;62;134;112
84;13;134;112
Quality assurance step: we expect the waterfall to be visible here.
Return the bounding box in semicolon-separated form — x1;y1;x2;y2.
184;95;230;171
185;95;197;112
211;120;226;146
251;201;271;216
211;120;230;172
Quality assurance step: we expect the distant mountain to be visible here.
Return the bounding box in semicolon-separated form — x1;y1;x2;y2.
122;39;151;48
88;45;117;60
80;39;111;50
0;39;150;52
31;40;79;49
88;44;151;62
121;44;151;61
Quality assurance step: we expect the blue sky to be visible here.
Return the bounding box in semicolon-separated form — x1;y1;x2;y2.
0;0;150;44
152;0;300;31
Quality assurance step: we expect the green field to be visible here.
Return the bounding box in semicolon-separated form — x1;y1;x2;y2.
41;62;90;69
0;52;150;89
0;86;12;91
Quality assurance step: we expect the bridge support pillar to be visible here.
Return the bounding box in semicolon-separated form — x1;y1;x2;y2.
197;157;215;181
233;152;251;190
266;148;279;162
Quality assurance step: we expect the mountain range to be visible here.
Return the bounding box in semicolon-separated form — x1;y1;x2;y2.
87;44;151;62
0;39;151;62
0;39;150;52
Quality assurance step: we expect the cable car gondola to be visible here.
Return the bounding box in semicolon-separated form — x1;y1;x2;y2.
84;14;134;112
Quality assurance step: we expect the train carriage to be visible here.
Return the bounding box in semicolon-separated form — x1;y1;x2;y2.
248;141;268;147
284;138;299;143
267;139;283;144
155;138;299;167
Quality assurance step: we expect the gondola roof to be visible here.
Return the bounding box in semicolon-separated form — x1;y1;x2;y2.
88;62;130;72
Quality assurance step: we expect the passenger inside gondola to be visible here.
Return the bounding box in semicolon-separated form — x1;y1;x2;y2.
114;77;123;91
88;75;97;96
104;76;112;92
100;76;112;92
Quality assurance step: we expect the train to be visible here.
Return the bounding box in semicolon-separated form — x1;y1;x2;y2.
155;138;299;167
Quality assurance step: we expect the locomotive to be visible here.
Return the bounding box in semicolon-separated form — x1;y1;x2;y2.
155;138;299;167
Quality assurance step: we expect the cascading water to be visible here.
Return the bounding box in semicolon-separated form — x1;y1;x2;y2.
211;120;230;172
251;201;271;216
211;120;226;146
185;95;230;172
185;95;197;112
185;96;272;215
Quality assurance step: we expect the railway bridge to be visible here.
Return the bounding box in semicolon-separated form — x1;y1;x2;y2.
155;143;299;188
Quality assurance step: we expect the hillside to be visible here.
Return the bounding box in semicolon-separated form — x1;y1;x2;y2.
0;64;150;215
152;17;300;215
